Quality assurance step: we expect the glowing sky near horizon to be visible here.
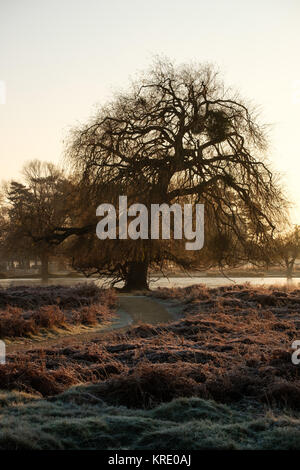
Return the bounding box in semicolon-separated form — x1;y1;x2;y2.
0;0;300;221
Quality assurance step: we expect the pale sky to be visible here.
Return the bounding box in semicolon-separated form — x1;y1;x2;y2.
0;0;300;221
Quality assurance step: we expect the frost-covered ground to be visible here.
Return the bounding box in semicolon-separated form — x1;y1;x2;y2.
1;283;300;449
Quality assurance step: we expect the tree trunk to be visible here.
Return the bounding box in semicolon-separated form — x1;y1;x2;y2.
286;259;295;279
286;265;294;279
40;253;49;281
124;261;149;291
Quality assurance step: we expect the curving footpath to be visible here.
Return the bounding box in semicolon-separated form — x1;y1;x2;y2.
6;295;181;354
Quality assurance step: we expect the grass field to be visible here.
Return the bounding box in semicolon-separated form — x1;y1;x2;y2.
0;283;300;449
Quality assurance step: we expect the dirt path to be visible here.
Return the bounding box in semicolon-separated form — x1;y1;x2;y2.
118;295;174;324
6;295;181;354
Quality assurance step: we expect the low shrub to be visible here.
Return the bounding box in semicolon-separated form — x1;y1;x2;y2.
32;305;66;328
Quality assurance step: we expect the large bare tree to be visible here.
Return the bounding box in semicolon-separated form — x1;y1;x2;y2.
60;59;286;289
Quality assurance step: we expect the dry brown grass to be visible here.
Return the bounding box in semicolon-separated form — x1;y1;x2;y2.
1;283;299;410
0;284;116;338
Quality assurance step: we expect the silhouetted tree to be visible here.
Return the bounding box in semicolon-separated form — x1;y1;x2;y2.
53;59;286;289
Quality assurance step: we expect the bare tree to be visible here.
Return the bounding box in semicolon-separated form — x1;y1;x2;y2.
272;226;300;278
57;59;286;289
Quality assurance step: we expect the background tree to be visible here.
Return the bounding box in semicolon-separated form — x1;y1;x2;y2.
272;226;300;278
57;59;287;289
3;160;72;280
